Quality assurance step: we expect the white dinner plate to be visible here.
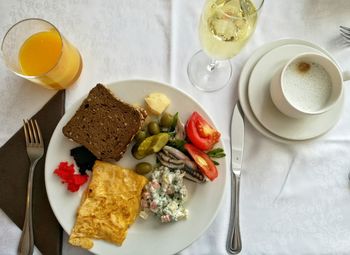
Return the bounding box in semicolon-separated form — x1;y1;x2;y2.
247;44;344;140
45;80;228;255
238;38;344;143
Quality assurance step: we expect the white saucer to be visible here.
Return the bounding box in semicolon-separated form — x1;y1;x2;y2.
248;44;344;140
238;39;344;143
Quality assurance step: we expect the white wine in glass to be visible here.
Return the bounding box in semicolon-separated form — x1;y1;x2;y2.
188;0;264;92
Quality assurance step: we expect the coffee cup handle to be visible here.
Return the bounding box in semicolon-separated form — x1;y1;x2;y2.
343;70;350;82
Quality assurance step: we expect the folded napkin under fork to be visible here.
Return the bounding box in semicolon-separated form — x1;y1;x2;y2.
0;91;65;255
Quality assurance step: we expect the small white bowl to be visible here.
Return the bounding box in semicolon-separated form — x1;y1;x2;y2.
270;52;345;119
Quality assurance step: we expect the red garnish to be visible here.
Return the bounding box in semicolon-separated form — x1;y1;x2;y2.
54;162;88;192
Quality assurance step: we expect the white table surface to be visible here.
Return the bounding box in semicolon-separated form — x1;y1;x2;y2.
1;0;350;254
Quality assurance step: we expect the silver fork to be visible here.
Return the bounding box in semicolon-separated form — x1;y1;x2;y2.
340;26;350;42
18;119;44;255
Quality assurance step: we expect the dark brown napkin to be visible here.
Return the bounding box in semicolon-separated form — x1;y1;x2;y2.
0;91;65;255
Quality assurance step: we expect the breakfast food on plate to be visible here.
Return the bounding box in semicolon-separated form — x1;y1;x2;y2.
132;133;170;160
70;146;97;175
140;166;188;223
156;145;206;183
69;160;148;249
63;84;147;161
144;92;171;115
185;111;221;151
54;162;88;192
184;144;218;181
53;88;225;250
129;106;223;183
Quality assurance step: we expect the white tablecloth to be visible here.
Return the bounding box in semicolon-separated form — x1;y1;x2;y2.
1;0;350;254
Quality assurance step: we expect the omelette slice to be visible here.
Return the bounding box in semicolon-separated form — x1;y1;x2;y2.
69;160;148;249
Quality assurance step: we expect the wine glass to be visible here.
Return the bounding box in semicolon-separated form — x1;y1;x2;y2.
188;0;264;92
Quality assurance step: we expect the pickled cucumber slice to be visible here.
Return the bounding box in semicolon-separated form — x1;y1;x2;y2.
132;133;170;159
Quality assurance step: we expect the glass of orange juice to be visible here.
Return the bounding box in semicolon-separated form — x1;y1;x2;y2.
1;18;82;90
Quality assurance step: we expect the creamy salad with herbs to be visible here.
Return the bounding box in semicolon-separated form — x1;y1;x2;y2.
140;166;188;223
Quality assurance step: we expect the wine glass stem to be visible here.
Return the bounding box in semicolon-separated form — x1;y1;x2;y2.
207;59;218;72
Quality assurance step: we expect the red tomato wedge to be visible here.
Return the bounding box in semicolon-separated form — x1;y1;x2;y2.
186;112;221;151
184;144;218;181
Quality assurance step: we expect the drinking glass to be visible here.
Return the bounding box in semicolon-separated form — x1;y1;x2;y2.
188;0;264;92
1;18;82;90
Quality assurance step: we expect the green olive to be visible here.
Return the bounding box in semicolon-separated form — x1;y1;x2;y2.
135;162;153;175
135;130;147;143
160;112;174;128
148;121;160;135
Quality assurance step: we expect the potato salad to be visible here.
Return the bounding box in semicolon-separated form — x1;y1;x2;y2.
140;166;188;223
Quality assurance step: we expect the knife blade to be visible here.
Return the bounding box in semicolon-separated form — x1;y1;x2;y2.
231;103;244;170
226;102;245;254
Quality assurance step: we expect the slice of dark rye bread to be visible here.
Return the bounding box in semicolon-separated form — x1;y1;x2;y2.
62;84;147;161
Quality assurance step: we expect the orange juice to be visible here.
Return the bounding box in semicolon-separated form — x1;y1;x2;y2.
19;31;62;76
18;30;82;89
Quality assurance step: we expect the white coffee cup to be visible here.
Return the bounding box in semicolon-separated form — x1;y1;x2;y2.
270;52;349;119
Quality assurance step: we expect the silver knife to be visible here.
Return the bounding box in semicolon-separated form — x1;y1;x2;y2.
226;102;245;254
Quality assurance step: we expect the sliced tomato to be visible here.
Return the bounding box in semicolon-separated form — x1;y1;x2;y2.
186;112;221;151
184;144;218;181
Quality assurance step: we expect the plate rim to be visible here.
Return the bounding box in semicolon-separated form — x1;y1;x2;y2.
44;79;228;255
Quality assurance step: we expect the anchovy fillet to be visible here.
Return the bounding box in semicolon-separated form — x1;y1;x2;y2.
157;146;206;183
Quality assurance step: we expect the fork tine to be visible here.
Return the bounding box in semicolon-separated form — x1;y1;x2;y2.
23;120;29;145
340;29;350;37
340;25;350;33
26;119;34;143
29;119;38;144
340;27;350;36
34;120;43;144
340;30;350;41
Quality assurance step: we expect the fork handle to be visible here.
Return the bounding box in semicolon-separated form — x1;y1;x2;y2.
226;171;242;254
18;161;38;255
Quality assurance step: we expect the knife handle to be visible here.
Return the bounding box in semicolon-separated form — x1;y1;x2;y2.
226;171;242;254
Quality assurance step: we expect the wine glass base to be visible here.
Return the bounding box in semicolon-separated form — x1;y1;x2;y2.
187;50;232;92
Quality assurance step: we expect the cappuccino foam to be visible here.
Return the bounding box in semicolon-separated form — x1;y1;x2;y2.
283;61;332;112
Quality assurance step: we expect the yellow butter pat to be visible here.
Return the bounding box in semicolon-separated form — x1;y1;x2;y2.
144;93;171;115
